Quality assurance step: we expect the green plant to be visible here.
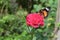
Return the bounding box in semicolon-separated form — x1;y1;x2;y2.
0;0;57;40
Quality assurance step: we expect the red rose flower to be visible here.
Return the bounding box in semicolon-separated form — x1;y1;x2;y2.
26;13;44;28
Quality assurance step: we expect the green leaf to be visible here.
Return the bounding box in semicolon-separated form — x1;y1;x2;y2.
33;4;42;12
40;0;47;3
33;35;36;40
49;0;53;5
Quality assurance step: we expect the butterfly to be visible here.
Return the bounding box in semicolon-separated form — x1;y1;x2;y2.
39;7;51;18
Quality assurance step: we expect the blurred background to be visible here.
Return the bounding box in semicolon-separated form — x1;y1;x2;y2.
0;0;57;40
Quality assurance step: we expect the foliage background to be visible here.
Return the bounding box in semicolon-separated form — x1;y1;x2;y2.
0;0;57;40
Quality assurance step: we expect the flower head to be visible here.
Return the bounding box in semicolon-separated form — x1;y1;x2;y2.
26;13;44;28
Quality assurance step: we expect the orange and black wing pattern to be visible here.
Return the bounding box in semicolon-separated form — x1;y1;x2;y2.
39;7;51;18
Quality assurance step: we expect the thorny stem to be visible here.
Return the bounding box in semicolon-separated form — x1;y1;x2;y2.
27;27;35;40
